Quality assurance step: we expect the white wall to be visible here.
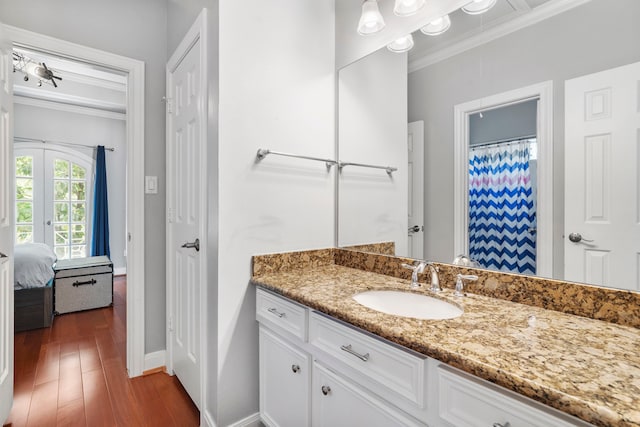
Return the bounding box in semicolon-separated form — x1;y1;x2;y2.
0;0;169;353
408;0;640;277
338;47;408;253
335;0;470;69
13;103;127;272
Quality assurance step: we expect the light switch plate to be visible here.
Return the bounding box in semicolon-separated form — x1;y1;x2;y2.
145;176;158;194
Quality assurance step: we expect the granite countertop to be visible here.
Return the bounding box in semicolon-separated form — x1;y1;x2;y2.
251;264;640;427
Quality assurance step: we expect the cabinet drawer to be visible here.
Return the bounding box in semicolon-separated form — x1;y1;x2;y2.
438;366;593;427
309;312;426;407
55;273;112;314
256;288;308;341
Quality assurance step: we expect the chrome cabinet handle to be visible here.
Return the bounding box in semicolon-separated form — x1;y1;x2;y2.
181;238;200;251
321;385;331;396
291;364;300;373
267;307;285;318
568;232;594;243
73;278;96;287
340;344;369;362
408;225;422;233
493;423;510;427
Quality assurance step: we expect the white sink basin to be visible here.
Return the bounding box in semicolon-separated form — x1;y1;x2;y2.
353;290;463;320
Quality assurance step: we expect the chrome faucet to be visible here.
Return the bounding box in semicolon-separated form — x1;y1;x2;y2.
427;263;441;292
454;274;478;297
401;260;427;288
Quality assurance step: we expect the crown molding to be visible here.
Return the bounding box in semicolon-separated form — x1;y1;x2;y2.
409;0;592;73
14;93;125;121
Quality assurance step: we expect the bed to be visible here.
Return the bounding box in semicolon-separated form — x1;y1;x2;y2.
14;243;57;332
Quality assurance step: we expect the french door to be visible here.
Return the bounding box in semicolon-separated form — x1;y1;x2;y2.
15;147;92;259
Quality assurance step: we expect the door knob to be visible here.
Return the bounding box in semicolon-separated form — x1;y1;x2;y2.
408;225;422;233
568;233;594;243
181;238;200;251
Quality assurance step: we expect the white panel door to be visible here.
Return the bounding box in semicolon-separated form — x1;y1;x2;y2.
565;61;640;290
167;38;202;407
407;121;424;258
0;21;14;424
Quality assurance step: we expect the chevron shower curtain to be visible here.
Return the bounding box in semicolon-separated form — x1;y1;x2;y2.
468;140;536;275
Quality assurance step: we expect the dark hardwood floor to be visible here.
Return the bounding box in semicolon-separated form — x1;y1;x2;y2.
4;276;200;427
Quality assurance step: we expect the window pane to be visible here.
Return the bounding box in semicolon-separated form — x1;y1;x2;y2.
72;164;86;179
72;203;86;222
54;159;70;178
55;246;69;260
54;202;69;222
16;201;32;223
16;156;33;177
71;245;86;259
72;224;86;244
16;178;33;200
54;225;69;245
71;182;86;201
54;180;69;201
16;225;33;244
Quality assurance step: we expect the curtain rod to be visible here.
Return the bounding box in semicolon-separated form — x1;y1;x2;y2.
470;135;536;150
14;136;115;152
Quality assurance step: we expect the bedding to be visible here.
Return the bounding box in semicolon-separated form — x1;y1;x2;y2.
14;243;57;290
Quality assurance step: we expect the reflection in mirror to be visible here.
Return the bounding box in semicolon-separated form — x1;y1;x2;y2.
337;0;640;291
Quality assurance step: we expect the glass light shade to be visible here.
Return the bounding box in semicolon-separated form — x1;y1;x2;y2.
393;0;426;17
387;34;414;53
420;15;452;36
462;0;497;15
357;0;386;35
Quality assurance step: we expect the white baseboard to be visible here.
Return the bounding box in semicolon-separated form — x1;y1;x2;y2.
202;410;217;427
113;267;127;276
143;350;166;372
228;412;261;427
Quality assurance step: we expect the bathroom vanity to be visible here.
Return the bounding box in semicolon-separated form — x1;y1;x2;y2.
251;248;640;427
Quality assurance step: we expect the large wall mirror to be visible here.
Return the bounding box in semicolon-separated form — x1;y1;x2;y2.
337;0;640;292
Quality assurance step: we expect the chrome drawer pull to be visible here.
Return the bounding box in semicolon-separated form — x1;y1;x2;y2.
493;423;510;427
267;307;286;318
340;344;370;362
73;278;97;287
321;385;331;396
291;364;300;373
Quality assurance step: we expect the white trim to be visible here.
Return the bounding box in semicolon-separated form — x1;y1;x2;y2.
202;410;217;427
166;7;209;412
143;350;166;372
14;85;126;114
113;267;126;276
6;25;146;377
453;81;553;278
409;0;592;73
229;413;261;427
14;94;125;121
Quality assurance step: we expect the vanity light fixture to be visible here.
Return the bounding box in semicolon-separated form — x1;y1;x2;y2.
420;14;452;36
387;33;415;53
393;0;426;17
462;0;497;15
357;0;386;35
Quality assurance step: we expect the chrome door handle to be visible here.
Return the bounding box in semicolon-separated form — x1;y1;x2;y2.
568;233;594;243
340;344;369;362
408;225;422;233
46;220;52;225
181;238;200;251
0;251;7;258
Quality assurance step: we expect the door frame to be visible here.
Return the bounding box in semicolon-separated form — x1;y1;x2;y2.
5;25;146;376
453;81;553;278
165;8;208;420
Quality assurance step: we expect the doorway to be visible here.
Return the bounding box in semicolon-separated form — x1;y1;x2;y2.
5;25;146;376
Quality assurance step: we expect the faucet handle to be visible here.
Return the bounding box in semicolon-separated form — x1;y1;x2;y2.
454;274;478;297
401;261;427;289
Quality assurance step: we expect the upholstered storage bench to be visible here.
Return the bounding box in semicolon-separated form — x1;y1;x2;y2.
53;256;113;314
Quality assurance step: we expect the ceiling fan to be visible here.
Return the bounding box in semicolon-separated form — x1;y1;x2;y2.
12;52;63;88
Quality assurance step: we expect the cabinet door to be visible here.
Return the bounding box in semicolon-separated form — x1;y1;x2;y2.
312;362;424;427
260;326;310;427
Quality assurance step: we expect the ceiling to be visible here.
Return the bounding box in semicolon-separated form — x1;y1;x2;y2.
12;46;127;115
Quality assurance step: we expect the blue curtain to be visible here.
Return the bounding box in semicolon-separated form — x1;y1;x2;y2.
468;140;535;274
91;145;110;258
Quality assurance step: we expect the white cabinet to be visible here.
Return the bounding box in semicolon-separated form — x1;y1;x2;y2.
437;365;593;427
312;361;423;427
259;325;311;427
